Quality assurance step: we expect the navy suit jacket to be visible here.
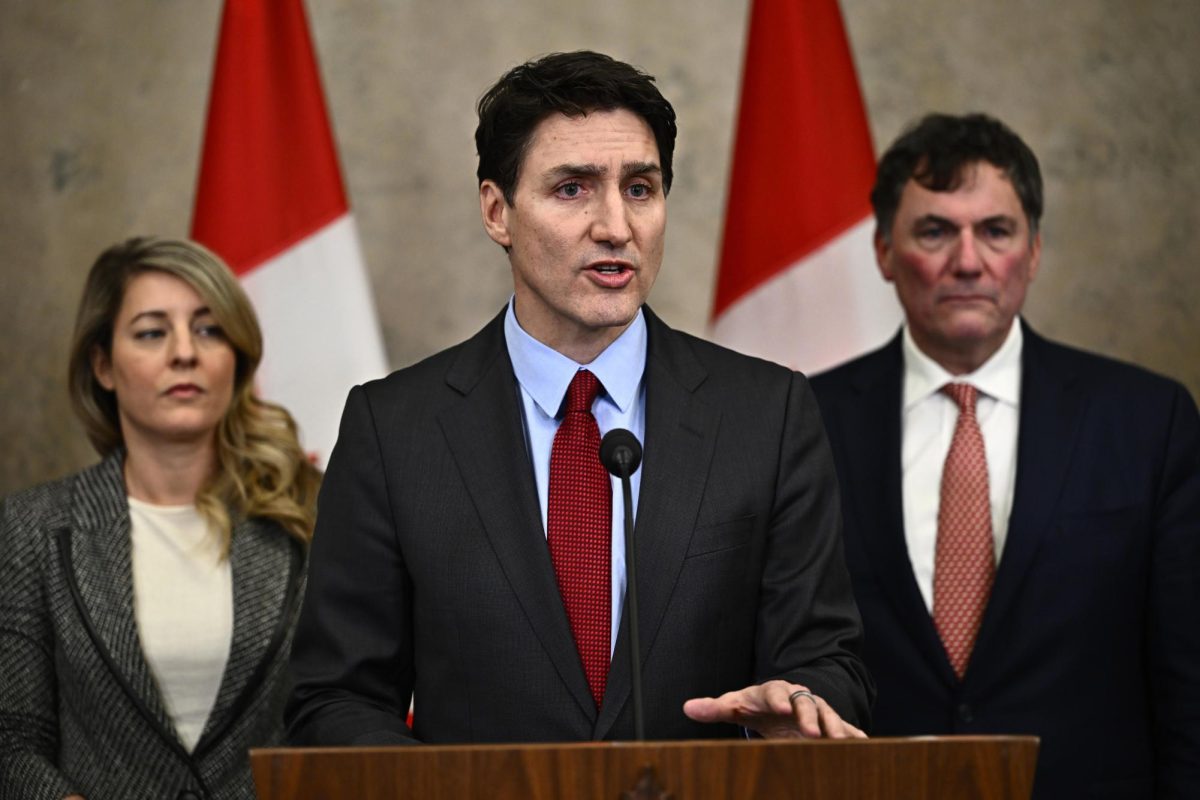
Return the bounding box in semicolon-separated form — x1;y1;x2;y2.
286;307;871;745
810;322;1200;799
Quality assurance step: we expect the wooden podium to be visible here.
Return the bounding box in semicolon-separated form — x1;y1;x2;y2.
251;736;1038;799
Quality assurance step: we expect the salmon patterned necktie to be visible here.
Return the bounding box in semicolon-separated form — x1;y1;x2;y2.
547;369;611;708
933;383;996;679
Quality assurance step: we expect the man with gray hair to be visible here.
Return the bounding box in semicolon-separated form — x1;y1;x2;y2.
812;112;1200;798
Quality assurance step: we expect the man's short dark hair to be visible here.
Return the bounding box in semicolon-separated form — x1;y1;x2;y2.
871;112;1043;240
475;50;678;206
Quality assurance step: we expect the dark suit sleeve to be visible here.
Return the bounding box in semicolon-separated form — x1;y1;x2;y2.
285;385;419;746
756;373;874;727
1149;384;1200;797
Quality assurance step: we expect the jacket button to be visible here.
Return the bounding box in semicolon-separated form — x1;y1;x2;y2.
957;703;974;723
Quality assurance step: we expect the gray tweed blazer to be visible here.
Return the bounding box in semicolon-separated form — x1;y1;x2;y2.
0;452;306;800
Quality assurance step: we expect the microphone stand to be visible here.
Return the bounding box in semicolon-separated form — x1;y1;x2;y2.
616;456;644;741
600;429;645;741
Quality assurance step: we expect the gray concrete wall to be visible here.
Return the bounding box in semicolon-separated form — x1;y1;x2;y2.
2;0;1197;495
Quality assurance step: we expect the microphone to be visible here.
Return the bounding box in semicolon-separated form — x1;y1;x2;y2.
599;428;645;740
600;428;642;478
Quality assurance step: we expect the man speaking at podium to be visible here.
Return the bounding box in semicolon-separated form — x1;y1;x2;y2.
285;51;871;745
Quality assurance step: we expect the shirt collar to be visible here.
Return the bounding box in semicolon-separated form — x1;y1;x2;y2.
504;297;647;418
902;318;1023;411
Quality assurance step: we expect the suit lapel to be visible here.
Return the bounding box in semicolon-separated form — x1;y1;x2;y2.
973;325;1083;656
200;517;299;746
840;338;957;685
62;453;174;729
438;311;596;719
596;310;717;739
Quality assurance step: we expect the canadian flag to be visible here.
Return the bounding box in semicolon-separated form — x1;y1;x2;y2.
710;0;901;375
192;0;387;465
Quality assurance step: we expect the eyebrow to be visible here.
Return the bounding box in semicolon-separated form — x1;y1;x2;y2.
912;213;1018;228
129;307;213;324
620;161;662;181
912;214;953;228
542;161;662;183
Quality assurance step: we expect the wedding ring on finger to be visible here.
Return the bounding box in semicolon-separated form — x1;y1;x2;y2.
788;689;817;706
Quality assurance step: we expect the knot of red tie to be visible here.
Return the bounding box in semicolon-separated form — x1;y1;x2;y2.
565;369;601;414
942;382;978;416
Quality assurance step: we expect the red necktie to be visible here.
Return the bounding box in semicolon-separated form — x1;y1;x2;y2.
547;369;611;708
933;383;995;679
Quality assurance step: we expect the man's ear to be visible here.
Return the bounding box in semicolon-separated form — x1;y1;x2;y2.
480;180;513;249
874;227;896;282
1027;230;1042;283
91;345;115;391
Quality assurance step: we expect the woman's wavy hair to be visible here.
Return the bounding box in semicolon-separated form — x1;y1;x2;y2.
67;236;320;552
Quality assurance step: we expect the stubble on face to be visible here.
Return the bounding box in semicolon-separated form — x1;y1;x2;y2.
878;163;1040;375
481;109;667;364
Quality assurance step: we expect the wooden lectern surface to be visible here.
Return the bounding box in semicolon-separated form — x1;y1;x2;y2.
252;736;1038;799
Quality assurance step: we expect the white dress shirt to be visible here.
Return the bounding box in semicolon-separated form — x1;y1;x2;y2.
901;320;1023;611
504;299;646;655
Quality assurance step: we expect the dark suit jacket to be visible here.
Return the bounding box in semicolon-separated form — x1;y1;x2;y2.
0;452;306;800
810;323;1200;799
286;307;872;745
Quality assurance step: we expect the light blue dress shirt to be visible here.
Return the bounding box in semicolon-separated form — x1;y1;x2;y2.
503;299;646;656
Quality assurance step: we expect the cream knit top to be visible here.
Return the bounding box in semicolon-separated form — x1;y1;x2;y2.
128;497;232;752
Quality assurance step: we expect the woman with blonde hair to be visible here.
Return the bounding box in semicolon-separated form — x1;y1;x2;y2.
0;237;320;799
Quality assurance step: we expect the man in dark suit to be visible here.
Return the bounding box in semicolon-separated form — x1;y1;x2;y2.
810;112;1200;798
285;50;871;746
